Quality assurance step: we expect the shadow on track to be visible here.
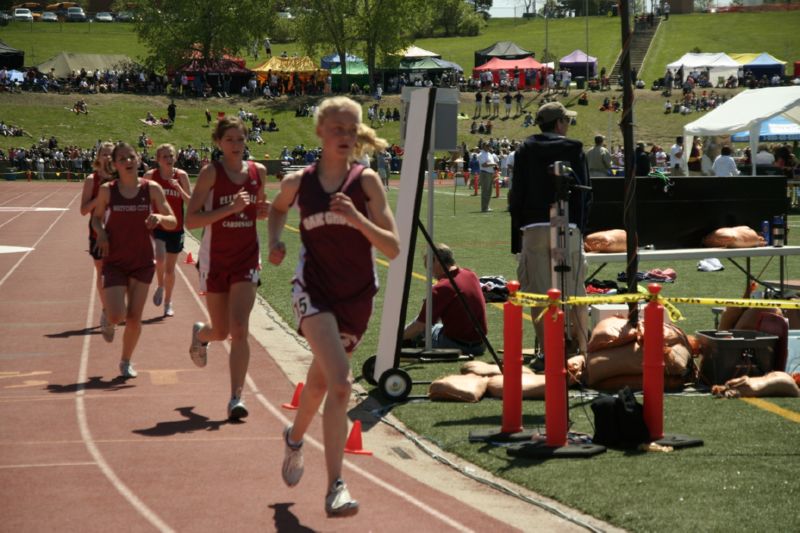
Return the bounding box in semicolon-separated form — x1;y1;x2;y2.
268;503;316;532
132;406;229;436
46;375;135;393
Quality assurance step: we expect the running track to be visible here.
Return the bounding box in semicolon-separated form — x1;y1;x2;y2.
0;182;606;532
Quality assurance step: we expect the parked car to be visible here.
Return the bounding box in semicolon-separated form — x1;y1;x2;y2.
13;8;34;22
41;11;58;22
94;12;113;22
65;6;86;22
115;11;134;22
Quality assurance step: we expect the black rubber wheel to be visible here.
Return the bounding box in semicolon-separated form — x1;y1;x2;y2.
361;355;378;386
378;368;412;402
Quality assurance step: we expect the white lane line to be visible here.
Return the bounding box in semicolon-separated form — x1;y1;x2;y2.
76;269;175;533
0;191;61;231
175;258;476;533
0;207;68;212
0;192;78;289
0;246;34;254
0;462;96;469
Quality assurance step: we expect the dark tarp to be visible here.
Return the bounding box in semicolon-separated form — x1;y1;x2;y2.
474;41;532;68
0;41;24;70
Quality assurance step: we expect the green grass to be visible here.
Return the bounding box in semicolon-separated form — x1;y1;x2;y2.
4;15;800;532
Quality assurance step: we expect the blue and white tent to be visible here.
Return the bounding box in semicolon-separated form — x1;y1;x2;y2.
320;53;363;70
731;115;800;142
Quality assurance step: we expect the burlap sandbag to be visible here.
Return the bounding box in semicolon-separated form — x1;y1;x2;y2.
486;372;547;399
460;360;533;377
719;307;783;331
584;229;627;253
587;316;641;353
712;371;800;398
429;374;489;402
702;226;765;248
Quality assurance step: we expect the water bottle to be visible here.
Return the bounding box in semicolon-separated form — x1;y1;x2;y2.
772;215;784;248
761;220;771;246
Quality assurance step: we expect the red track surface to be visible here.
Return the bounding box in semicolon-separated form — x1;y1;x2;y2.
0;182;530;532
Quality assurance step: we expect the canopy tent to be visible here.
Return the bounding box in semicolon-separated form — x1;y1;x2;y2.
683;86;800;174
558;49;597;77
177;57;252;94
397;46;441;59
330;60;368;92
187;49;246;69
472;56;543;89
0;41;24;70
666;52;740;83
400;57;463;72
253;55;320;74
474;41;532;68
742;52;786;78
731;115;800;142
320;52;363;70
36;52;134;78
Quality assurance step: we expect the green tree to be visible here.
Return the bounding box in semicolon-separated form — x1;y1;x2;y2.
291;0;422;92
121;0;276;71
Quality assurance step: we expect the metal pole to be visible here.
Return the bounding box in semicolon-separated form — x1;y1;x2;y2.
425;148;435;351
620;0;639;325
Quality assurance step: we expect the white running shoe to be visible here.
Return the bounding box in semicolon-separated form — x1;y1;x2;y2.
227;397;248;420
325;478;359;517
164;302;174;317
281;426;304;487
101;313;115;343
119;361;138;378
189;322;208;367
152;286;164;306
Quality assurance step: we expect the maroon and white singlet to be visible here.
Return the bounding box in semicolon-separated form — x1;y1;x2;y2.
292;163;377;351
197;161;261;293
149;168;184;232
102;179;155;287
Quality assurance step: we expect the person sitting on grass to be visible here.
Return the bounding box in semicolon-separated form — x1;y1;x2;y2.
402;243;488;356
73;100;89;115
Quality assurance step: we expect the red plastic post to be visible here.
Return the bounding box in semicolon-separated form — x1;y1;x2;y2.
494;174;501;198
473;174;479;196
544;288;568;447
643;283;665;440
501;280;523;434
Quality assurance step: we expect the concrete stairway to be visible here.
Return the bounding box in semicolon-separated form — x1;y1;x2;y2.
609;17;662;85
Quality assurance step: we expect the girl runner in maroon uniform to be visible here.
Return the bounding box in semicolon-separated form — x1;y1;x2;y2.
80;142;114;330
91;143;176;378
144;144;191;317
268;96;400;517
185;117;269;420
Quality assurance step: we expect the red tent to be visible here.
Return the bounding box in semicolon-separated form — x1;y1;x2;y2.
473;56;543;89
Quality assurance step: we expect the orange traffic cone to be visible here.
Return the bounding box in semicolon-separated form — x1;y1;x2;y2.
281;382;304;410
344;420;372;456
184;252;195;264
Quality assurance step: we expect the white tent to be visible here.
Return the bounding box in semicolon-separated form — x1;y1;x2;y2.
666;52;740;83
683;86;800;174
397;46;441;59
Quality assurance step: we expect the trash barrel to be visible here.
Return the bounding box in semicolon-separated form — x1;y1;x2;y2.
575;76;586;90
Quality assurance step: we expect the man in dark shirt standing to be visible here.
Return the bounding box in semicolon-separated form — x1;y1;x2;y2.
509;101;591;355
403;243;488;355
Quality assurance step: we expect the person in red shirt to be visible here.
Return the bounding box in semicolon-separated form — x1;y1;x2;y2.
185;117;269;420
402;243;488;355
80;142;114;329
144;144;191;317
91;143;177;379
267;96;400;517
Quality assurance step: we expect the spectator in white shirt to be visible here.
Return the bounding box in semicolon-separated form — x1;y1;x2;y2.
712;146;740;177
754;144;775;166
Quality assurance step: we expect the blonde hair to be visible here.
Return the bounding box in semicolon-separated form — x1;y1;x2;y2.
92;141;115;173
156;143;176;158
315;96;388;160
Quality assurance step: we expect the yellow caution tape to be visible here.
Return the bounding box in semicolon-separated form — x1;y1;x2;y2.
509;290;800;324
